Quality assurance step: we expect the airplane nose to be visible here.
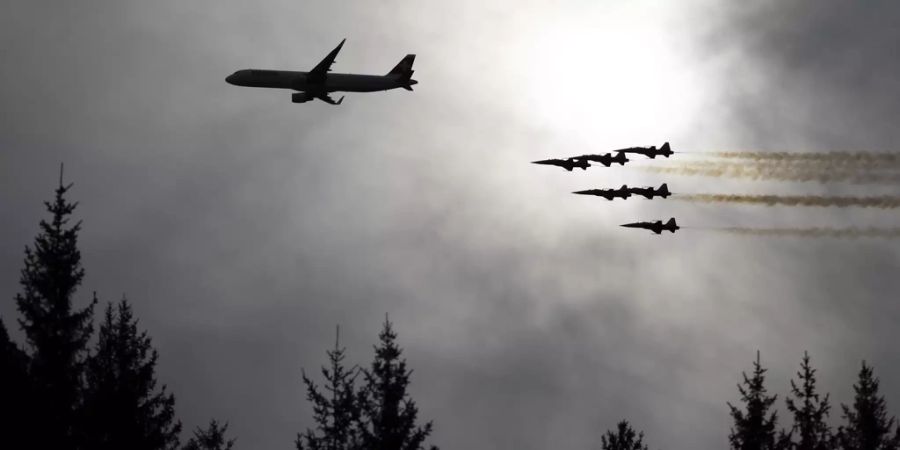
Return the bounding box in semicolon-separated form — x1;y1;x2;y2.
226;73;237;85
409;79;418;85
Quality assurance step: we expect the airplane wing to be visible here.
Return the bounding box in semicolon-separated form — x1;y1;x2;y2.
308;39;346;83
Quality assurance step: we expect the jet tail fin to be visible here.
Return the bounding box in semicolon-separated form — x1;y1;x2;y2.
665;217;678;231
659;183;670;196
388;54;416;79
661;142;671;153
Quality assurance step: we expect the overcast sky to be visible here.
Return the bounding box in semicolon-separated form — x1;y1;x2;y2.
2;1;900;448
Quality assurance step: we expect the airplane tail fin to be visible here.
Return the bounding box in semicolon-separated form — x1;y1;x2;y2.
389;54;416;79
614;152;628;165
665;217;678;232
660;183;670;197
661;142;671;153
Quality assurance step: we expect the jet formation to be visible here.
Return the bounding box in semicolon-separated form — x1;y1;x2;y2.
532;143;679;235
226;39;416;105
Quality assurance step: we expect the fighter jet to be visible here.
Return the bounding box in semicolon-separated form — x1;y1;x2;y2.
226;39;417;105
628;183;671;200
576;152;629;167
573;185;631;201
621;218;679;234
615;142;674;159
532;158;590;171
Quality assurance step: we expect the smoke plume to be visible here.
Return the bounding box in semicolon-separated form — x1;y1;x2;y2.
677;194;900;208
708;227;900;238
640;163;900;184
710;151;900;164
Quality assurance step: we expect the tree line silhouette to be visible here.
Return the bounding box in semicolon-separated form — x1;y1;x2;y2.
0;176;437;449
2;176;899;449
596;352;900;450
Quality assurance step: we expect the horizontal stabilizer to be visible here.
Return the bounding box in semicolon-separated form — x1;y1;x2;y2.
313;93;344;105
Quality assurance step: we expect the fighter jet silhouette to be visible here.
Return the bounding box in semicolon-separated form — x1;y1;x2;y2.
226;39;416;105
615;142;673;159
621;218;679;234
573;185;632;201
532;158;590;171
628;183;671;199
576;152;629;167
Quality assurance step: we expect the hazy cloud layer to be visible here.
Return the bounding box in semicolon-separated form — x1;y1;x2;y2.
2;1;900;449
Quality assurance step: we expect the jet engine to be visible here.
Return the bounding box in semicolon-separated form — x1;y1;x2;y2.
291;92;314;103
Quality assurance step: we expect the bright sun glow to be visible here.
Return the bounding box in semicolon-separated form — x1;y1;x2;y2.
517;3;703;147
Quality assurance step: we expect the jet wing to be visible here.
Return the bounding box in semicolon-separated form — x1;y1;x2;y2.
308;39;346;83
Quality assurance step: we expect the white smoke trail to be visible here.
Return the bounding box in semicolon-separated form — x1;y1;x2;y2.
677;194;900;208
710;227;900;238
641;164;900;184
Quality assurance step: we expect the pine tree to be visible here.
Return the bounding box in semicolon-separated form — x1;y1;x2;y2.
297;326;362;450
183;419;236;450
15;172;97;448
358;317;437;450
600;420;649;450
0;317;34;449
729;351;783;450
81;299;181;450
784;352;833;450
835;362;900;450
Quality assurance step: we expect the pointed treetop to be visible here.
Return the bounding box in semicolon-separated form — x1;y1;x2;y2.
14;173;95;449
184;419;236;450
784;351;832;450
601;420;649;450
836;361;900;450
728;351;780;450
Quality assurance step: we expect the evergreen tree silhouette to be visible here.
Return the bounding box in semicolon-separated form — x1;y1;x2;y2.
15;171;97;448
834;362;900;450
297;326;362;450
783;352;833;450
183;419;236;450
729;351;783;450
600;420;649;450
358;317;437;450
0;317;34;449
81;299;181;450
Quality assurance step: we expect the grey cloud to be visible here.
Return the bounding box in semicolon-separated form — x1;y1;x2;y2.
3;1;900;449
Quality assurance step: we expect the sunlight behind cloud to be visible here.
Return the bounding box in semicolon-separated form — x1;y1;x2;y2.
515;3;703;147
